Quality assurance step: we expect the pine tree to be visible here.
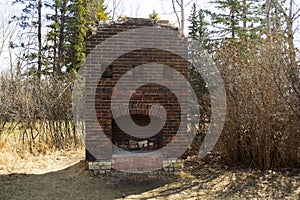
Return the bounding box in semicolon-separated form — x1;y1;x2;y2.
45;0;105;75
209;0;263;43
187;3;210;107
188;3;209;48
44;0;66;76
65;0;89;73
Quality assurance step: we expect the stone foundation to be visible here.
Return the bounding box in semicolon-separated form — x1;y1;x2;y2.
88;158;183;177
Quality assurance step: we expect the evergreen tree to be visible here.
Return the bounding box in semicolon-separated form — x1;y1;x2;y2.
187;3;210;116
65;0;89;73
44;0;67;76
44;0;107;75
209;0;263;43
188;3;209;48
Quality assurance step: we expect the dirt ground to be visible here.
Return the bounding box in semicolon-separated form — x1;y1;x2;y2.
0;148;299;200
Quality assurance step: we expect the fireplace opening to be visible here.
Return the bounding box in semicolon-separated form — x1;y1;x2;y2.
112;114;163;152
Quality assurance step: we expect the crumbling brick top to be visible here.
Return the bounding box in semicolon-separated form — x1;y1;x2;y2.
88;17;178;36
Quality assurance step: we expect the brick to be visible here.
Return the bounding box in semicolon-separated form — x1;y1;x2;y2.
86;18;189;171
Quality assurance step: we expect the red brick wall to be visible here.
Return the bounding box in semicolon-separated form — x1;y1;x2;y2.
85;18;188;162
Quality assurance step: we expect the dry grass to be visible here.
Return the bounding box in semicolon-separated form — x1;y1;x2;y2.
0;130;84;175
0;147;298;200
0;140;84;175
121;156;300;199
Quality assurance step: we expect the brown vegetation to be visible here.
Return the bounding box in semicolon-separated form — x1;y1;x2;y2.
0;74;82;153
214;35;299;169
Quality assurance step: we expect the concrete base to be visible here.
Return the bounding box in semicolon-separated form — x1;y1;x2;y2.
88;157;183;177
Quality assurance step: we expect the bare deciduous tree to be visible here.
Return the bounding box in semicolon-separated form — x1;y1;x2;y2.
0;11;17;58
171;0;195;36
110;0;125;20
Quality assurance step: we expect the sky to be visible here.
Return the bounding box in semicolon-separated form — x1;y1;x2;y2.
0;0;202;72
104;0;211;34
0;0;299;72
0;1;20;71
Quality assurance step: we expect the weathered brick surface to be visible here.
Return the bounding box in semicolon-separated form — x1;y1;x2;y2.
112;154;163;170
85;18;189;171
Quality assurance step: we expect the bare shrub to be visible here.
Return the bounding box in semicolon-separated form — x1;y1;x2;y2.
215;37;299;169
0;73;81;152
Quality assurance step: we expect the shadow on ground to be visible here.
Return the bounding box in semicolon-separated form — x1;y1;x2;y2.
119;157;300;200
0;161;173;200
0;158;299;200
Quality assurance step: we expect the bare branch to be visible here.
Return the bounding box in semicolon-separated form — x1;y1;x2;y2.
111;0;124;20
135;0;141;18
172;0;181;29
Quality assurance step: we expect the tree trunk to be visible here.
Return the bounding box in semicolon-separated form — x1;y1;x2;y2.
37;0;42;79
180;0;184;36
230;3;236;39
57;0;67;76
53;0;58;75
265;0;272;44
286;0;299;98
